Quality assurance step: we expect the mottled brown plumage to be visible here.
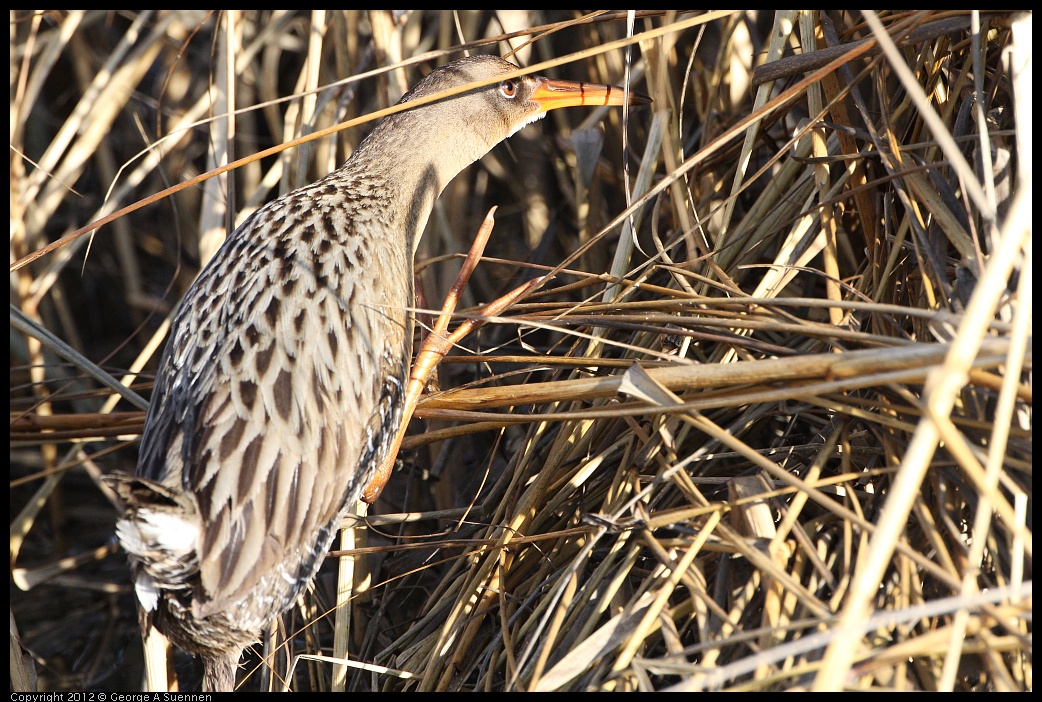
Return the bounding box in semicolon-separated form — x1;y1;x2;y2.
110;55;646;691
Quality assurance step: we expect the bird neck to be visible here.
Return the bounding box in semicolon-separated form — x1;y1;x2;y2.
339;101;508;254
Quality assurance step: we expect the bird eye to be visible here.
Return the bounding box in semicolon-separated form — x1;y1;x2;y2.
499;79;517;98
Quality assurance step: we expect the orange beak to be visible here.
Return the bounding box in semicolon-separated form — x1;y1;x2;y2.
529;75;651;112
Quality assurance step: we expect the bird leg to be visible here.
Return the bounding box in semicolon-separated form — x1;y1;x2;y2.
202;651;240;692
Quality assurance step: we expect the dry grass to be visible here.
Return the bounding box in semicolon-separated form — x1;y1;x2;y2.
10;10;1031;693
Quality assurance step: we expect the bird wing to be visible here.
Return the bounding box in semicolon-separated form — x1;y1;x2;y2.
137;182;412;618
